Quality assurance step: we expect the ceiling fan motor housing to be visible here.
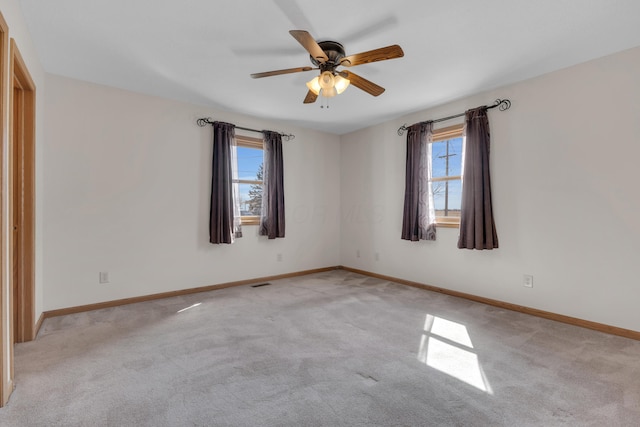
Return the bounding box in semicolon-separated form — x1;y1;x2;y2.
311;40;346;71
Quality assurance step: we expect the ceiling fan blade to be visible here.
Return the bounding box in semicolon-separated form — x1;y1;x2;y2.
250;66;314;79
289;30;328;63
303;90;318;104
341;45;404;67
339;71;385;96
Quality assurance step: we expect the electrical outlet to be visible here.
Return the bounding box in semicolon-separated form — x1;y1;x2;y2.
277;253;283;262
523;274;533;288
375;252;380;261
356;249;361;258
99;272;109;284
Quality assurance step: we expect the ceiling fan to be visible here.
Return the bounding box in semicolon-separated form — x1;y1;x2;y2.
250;30;404;104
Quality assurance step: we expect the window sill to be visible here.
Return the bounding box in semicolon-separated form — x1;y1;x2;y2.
435;218;460;228
241;216;260;226
436;222;460;228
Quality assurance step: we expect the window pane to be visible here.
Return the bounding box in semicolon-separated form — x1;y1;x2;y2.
237;146;263;181
238;182;262;216
432;137;463;178
433;179;461;217
237;145;263;217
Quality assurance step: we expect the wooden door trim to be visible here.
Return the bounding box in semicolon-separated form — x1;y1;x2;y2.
9;38;35;346
0;11;10;407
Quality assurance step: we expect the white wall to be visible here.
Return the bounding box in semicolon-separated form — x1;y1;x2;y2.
43;74;341;310
340;46;640;332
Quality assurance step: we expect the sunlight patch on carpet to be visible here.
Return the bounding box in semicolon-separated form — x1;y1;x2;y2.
177;302;202;313
418;314;493;394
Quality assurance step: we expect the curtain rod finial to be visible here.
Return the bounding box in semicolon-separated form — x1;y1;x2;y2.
197;117;213;127
493;99;511;111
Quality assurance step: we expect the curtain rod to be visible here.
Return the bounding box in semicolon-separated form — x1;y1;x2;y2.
197;118;295;141
396;99;511;136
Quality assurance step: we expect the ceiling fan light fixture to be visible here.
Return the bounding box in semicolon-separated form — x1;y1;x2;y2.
318;71;335;90
334;74;350;94
307;71;345;98
306;76;321;95
321;86;337;98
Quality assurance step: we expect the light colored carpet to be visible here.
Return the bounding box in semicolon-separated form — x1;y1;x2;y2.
1;270;639;426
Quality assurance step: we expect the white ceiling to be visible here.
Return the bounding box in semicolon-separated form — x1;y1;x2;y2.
18;0;640;134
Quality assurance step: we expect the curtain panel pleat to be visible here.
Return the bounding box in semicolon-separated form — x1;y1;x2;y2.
259;131;286;239
401;122;437;241
457;107;499;250
209;121;242;244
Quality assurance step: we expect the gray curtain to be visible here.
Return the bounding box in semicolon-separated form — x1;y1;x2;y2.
209;121;242;244
401;122;437;241
458;107;498;250
259;131;285;239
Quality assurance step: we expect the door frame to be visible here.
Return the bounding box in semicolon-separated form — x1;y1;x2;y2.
0;11;9;407
9;38;36;346
0;20;38;409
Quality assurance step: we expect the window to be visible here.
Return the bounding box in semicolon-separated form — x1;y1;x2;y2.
235;135;263;225
431;124;463;227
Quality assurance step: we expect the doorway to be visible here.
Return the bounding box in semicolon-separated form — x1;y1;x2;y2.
0;28;37;409
10;39;36;345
